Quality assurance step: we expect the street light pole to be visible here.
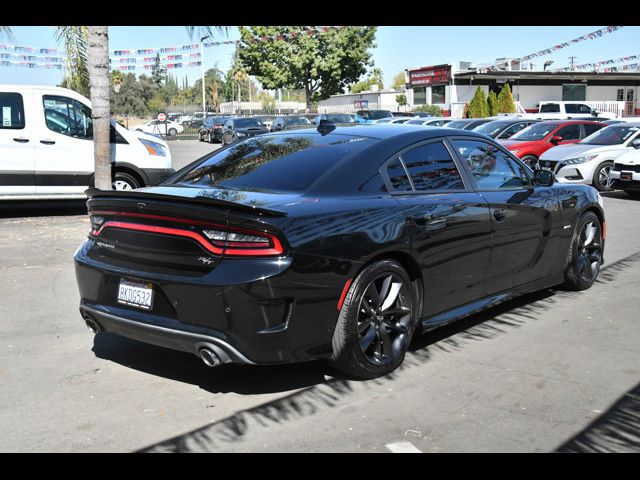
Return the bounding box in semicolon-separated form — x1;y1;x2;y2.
201;35;210;114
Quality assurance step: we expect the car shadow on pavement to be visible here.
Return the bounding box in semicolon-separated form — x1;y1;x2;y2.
600;190;639;200
0;200;87;218
92;333;332;395
104;250;640;452
555;380;640;452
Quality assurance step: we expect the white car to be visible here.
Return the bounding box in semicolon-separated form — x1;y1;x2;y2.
0;84;174;199
610;149;640;196
373;116;417;124
405;117;453;127
538;123;640;191
135;119;184;136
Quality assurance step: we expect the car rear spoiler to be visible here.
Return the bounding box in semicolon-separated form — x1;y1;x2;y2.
84;188;288;217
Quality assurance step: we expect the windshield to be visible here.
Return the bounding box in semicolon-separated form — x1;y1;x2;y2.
326;114;354;123
510;123;560;141
172;134;376;192
446;120;472;129
580;125;640;145
472;121;511;137
287;116;312;126
235;118;263;128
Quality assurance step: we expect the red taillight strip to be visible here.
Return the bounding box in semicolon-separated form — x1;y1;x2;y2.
91;216;285;257
92;221;224;254
337;279;353;311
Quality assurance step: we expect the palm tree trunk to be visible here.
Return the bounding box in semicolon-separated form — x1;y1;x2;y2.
88;26;111;190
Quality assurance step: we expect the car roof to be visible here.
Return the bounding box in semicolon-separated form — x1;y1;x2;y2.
536;119;605;125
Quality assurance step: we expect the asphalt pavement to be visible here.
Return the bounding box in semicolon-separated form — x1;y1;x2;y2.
0;142;639;452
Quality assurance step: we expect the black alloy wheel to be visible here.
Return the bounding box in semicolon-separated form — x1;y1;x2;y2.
563;211;603;290
330;260;418;378
521;155;539;170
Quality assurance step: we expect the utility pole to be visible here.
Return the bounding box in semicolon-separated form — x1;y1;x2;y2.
569;56;577;71
201;35;210;113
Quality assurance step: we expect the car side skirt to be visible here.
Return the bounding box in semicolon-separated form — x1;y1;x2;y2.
421;273;564;331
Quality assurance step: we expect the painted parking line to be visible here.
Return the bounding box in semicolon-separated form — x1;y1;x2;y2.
385;441;422;453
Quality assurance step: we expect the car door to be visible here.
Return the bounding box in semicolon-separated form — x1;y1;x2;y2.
383;139;493;317
0;89;35;196
35;93;94;195
450;138;563;293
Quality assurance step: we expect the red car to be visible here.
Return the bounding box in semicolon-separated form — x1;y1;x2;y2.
499;120;606;168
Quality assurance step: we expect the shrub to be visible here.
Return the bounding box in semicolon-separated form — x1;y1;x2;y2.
412;104;443;117
468;86;489;118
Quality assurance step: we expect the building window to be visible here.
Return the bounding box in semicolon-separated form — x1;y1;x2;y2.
627;89;634;102
432;85;446;104
413;86;426;105
562;84;586;101
617;89;625;101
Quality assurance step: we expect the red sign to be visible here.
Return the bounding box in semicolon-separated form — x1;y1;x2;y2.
408;65;451;86
157;112;167;122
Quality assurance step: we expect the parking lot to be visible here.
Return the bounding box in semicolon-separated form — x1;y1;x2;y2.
0;140;639;452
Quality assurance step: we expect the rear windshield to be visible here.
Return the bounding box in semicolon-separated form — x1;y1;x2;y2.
173;134;376;192
510;122;560;141
446;120;472;129
235;118;263;128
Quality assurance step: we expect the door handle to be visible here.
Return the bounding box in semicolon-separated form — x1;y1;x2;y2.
40;139;56;145
493;208;507;221
13;137;29;143
409;214;447;230
410;214;432;225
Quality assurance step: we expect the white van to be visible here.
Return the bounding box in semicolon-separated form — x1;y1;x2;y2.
0;85;175;200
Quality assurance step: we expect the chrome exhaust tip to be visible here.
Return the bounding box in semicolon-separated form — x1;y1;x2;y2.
199;347;221;367
83;316;101;334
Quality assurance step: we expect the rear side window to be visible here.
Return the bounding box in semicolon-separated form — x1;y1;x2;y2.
583;123;604;136
174;134;376;192
400;142;464;191
43;95;93;139
557;124;581;140
566;104;592;114
0;92;25;129
540;103;560;113
386;158;412;192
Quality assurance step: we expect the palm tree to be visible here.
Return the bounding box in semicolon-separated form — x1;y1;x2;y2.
2;26;228;190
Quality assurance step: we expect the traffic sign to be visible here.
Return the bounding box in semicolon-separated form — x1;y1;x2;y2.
157;112;167;122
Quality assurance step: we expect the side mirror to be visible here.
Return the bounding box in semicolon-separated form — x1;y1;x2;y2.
591;108;598;116
534;169;555;187
550;135;563;144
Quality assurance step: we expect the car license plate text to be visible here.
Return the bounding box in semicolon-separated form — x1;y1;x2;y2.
117;279;153;310
621;171;633;181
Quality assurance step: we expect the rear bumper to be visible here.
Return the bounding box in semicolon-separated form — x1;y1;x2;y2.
80;303;255;364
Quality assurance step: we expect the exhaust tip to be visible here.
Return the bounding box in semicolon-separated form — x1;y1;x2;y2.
199;347;221;367
83;316;100;335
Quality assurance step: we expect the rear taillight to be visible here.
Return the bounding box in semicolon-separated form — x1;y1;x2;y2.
89;211;284;257
213;125;222;129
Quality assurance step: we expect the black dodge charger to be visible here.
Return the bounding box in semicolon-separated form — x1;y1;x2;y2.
75;124;605;378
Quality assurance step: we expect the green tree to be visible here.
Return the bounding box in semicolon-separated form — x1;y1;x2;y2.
151;53;166;87
487;90;499;116
238;26;377;110
497;83;516;113
392;71;406;90
413;104;443;116
56;26;90;97
468;86;489;118
396;94;407;108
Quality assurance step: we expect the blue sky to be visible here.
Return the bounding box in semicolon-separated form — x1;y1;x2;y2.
2;26;639;90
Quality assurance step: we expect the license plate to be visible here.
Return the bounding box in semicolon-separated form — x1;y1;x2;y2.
117;279;153;310
621;171;633;181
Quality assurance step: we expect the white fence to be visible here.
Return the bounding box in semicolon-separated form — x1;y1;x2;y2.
583;101;626;118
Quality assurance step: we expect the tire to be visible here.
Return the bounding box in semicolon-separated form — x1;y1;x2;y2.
592;161;614;191
208;132;212;144
562;211;603;291
328;260;418;379
198;132;204;142
112;171;140;191
168;128;177;136
521;155;539;170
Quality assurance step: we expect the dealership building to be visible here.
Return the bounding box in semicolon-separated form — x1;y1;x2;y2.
318;60;640;118
404;61;640;117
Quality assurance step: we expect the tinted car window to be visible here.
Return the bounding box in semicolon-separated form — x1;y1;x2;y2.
400;142;464;191
583;123;604;136
500;122;530;138
473;121;512;137
452;140;531;190
386;158;412;192
369;110;393;120
566;104;592;114
0;92;25;129
540;103;560;113
175;134;375;192
285;116;312;126
43;95;93;139
557;124;581;140
235;118;263;128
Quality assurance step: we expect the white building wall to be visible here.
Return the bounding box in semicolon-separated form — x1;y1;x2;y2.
587;85;632;101
510;85;562;110
454;85;489;104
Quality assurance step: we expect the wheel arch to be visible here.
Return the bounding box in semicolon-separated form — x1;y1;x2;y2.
112;163;146;187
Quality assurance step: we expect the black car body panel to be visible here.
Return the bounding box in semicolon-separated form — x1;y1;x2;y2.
75;125;605;366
